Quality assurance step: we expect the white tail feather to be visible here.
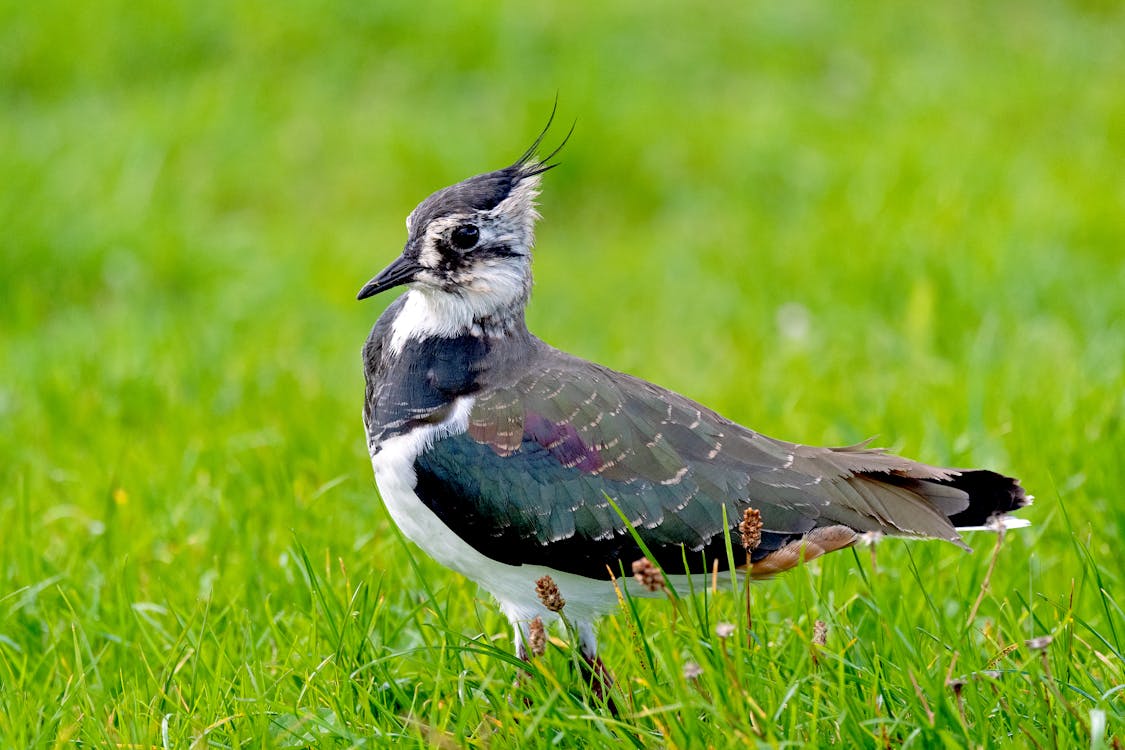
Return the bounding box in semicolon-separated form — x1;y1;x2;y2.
956;515;1032;532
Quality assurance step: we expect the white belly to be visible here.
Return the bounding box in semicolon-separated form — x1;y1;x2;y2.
367;396;625;625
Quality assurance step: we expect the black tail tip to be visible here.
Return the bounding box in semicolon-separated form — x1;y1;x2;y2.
944;470;1029;528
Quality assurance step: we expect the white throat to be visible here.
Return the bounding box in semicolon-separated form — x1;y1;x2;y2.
389;271;527;355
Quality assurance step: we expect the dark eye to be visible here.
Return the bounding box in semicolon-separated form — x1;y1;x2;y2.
450;224;479;250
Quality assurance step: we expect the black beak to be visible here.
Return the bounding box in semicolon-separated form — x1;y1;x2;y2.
356;255;423;300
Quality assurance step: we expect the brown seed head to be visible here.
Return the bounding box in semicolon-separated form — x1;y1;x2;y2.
528;616;546;657
812;619;828;646
535;575;566;612
740;507;763;551
631;557;665;593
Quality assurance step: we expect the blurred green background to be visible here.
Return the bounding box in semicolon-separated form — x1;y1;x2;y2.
1;0;1123;745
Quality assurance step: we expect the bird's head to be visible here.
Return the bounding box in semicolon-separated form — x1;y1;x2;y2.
357;122;569;335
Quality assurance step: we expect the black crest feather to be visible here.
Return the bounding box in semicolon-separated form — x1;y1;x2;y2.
514;97;576;177
406;101;574;229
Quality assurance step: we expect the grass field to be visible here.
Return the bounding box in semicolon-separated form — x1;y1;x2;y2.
2;0;1124;746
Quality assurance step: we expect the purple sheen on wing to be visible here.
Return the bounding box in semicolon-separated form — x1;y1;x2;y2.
524;413;604;474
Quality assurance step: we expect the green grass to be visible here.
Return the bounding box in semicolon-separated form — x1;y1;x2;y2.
2;0;1124;746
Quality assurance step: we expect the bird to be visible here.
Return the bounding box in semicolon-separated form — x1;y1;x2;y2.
356;124;1028;692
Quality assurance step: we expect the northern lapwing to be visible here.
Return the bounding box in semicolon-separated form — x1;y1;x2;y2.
357;130;1028;684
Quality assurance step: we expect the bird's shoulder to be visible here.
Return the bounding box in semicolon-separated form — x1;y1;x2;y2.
468;342;796;476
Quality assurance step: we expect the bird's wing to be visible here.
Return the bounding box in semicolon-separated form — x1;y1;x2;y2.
412;354;972;578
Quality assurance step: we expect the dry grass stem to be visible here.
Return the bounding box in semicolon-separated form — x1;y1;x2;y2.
908;670;935;726
965;524;1006;628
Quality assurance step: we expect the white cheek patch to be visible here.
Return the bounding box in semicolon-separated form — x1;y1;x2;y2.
461;260;527;298
418;245;443;269
414;270;441;286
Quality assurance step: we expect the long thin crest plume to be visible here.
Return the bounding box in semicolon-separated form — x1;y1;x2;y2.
514;99;576;178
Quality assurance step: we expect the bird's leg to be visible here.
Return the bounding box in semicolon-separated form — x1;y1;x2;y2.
513;619;531;662
577;621;618;715
509;619;539;709
512;618;537;678
579;654;617;711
